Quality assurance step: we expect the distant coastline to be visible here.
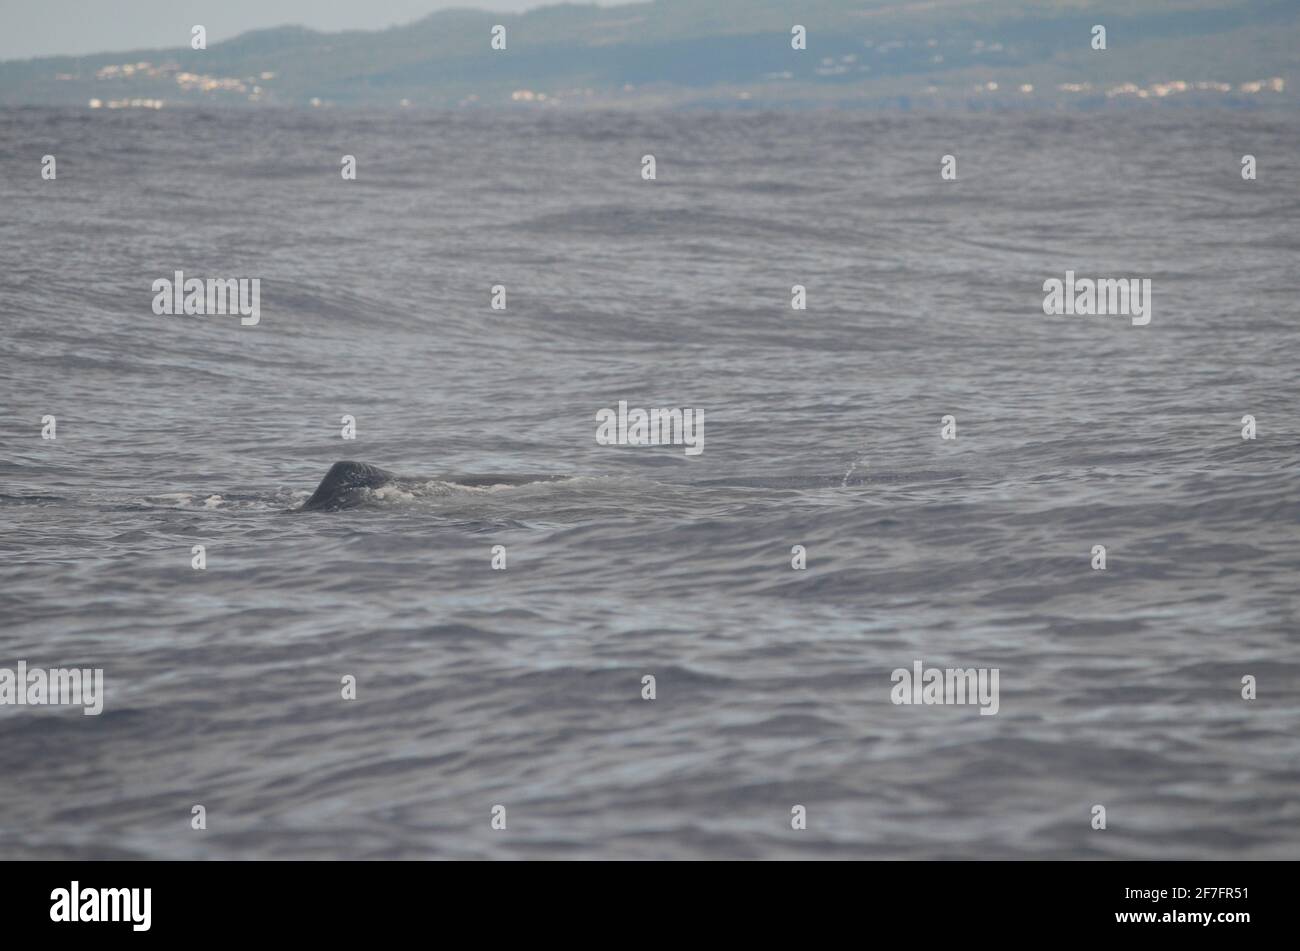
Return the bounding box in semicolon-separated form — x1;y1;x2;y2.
0;0;1295;110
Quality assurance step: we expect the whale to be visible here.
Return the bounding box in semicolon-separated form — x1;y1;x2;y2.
300;460;969;510
301;461;398;511
300;460;571;511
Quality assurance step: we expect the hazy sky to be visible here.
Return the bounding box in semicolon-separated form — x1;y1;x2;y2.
0;0;632;61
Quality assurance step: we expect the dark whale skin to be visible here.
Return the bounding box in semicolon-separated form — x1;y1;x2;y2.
301;461;397;511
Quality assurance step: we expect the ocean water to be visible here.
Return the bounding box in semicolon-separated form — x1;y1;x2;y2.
1;107;1297;859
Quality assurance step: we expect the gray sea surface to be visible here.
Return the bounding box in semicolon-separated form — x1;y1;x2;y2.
1;108;1297;859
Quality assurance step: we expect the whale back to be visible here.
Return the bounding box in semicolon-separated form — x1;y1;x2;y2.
302;461;396;511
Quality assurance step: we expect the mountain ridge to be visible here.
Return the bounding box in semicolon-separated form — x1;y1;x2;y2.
1;0;1295;109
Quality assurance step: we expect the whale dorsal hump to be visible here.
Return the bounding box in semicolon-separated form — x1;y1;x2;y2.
302;461;396;511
